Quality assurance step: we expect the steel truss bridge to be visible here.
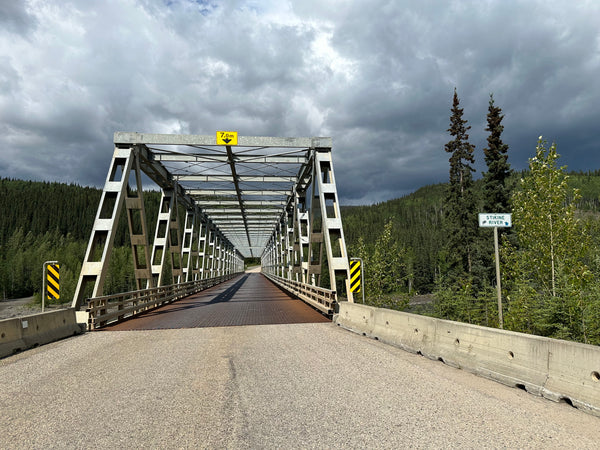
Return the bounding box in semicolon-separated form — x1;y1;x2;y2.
72;132;354;327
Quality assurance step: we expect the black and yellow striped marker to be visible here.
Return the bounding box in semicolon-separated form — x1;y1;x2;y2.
350;259;361;293
46;263;60;300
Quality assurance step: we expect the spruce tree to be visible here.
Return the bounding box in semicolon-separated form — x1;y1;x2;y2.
443;89;477;277
482;94;511;213
480;94;512;285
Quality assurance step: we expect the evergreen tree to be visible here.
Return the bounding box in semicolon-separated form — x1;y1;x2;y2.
443;89;478;278
482;94;511;213
479;94;512;285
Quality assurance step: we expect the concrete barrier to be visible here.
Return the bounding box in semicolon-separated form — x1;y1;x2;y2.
0;308;83;359
334;302;600;417
0;318;27;358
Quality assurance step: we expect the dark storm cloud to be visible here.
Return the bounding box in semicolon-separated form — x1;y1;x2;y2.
0;0;599;203
0;1;37;35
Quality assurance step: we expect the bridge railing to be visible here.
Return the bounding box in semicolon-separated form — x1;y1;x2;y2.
263;273;336;314
85;273;240;330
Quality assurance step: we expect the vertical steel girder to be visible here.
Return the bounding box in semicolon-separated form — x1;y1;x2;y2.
168;188;183;284
261;147;353;301
195;214;207;280
292;190;310;284
313;149;353;301
125;153;153;290
181;208;196;282
72;145;242;310
151;189;175;287
72;147;136;309
285;209;294;280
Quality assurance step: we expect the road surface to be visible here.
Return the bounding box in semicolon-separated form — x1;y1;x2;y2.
1;320;599;448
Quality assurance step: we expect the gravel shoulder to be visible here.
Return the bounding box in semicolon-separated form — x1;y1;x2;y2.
0;296;70;320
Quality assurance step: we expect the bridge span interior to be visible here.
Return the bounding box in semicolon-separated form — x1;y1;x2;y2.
72;132;353;325
103;272;329;331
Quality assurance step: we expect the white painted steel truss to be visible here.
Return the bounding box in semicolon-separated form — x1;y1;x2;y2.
72;132;353;310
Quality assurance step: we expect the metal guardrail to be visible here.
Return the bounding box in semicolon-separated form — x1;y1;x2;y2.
85;273;241;330
263;273;337;314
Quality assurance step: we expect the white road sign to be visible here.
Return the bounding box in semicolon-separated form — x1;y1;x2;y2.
478;213;512;228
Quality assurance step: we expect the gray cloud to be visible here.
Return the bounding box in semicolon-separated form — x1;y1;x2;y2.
0;0;599;204
0;1;37;35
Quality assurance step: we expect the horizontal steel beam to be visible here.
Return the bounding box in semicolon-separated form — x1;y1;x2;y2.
176;175;295;183
204;208;282;215
152;154;307;164
217;227;275;231
188;189;292;196
199;200;287;207
115;132;332;148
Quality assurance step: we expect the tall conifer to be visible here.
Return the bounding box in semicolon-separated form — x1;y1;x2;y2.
443;89;477;277
482;94;511;212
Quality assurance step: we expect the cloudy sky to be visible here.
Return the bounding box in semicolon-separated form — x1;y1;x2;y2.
1;0;599;204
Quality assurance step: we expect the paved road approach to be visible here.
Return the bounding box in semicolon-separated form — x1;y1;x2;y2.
1;276;599;448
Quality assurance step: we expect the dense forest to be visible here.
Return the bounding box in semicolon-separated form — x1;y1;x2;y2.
342;183;445;294
0;178;161;302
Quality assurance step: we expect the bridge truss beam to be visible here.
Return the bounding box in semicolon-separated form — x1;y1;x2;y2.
72;132;353;310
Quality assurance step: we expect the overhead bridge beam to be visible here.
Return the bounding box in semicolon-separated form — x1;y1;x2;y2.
115;132;332;148
153;154;307;164
188;189;292;197
176;175;296;183
198;200;287;207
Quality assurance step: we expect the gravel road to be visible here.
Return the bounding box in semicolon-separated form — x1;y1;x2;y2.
0;297;70;320
1;322;599;449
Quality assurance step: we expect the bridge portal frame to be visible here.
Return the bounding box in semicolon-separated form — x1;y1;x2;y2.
72;132;353;312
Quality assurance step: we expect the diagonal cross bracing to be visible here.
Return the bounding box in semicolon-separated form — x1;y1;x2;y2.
111;132;323;259
226;144;253;257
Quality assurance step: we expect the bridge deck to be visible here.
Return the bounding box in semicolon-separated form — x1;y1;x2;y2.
104;272;329;330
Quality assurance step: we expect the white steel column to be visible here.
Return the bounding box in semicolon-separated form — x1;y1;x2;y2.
125;150;153;290
181;208;195;282
190;209;202;281
201;219;210;279
168;187;182;284
314;149;354;302
150;190;176;287
72;146;135;309
286;207;294;280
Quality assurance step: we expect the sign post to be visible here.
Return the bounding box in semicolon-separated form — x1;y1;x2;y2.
478;213;512;329
349;258;364;304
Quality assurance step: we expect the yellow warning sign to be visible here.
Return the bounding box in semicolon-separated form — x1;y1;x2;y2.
47;263;60;300
216;131;238;146
350;259;361;293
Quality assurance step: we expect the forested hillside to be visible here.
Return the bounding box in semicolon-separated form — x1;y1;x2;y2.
342;183;445;293
0;179;100;243
0;178;160;301
342;171;600;294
